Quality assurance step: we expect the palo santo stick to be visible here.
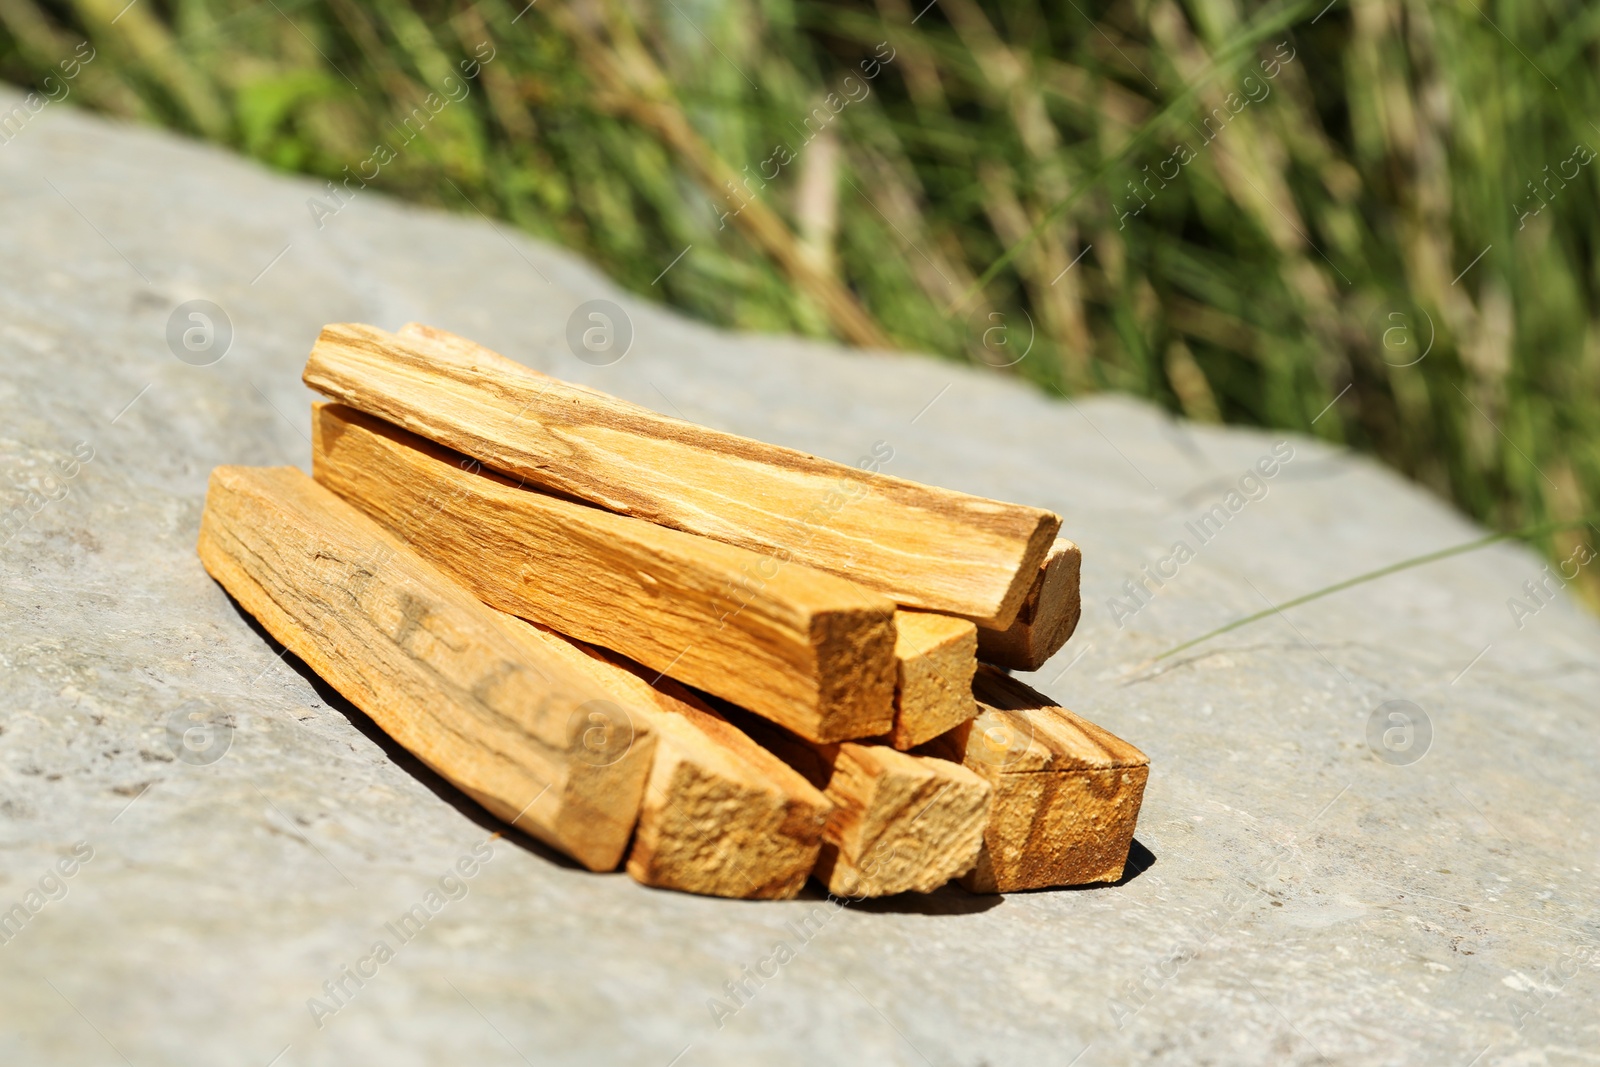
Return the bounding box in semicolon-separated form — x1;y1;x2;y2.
303;322;1061;627
311;402;896;743
398;322;546;379
976;539;1081;671
726;711;992;897
922;666;1148;892
506;626;832;899
624;681;832;900
886;610;977;751
195;465;656;872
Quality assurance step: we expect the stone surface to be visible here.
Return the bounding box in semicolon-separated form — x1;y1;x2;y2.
2;89;1598;1066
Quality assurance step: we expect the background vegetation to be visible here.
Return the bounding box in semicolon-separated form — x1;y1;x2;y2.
4;0;1597;603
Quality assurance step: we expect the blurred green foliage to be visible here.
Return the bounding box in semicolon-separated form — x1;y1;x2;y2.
3;0;1597;602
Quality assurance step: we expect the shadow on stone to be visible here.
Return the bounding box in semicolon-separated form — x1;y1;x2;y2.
784;840;1155;911
1119;837;1157;882
792;881;1003;916
223;593;583;872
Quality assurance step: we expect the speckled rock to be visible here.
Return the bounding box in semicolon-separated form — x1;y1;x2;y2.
1;89;1596;1067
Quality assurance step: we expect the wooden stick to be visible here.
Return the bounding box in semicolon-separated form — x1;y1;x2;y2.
195;465;656;872
504;626;832;899
398;322;545;379
886;610;977;751
303;322;1060;627
311;401;897;743
725;711;992;897
922;666;1148;892
976;539;1081;671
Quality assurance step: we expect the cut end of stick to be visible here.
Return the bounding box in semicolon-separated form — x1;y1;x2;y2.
812;743;992;897
886;610;977;750
505;623;834;899
923;666;1148;892
809;606;899;743
976;538;1081;671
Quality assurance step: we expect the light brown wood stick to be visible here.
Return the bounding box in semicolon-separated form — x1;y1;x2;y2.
725;710;992;897
921;666;1148;892
886;610;977;751
504;624;832;899
303;322;1061;627
195;465;656;872
976;539;1082;671
398;322;547;379
311;402;896;743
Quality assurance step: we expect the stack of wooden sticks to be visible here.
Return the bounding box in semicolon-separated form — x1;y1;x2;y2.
197;322;1149;899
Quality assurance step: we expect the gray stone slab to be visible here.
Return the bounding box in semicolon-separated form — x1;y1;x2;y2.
1;89;1596;1066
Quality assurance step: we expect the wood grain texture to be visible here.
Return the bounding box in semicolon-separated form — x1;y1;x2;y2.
395;325;609;404
886;610;977;750
311;401;896;743
603;652;834;898
195;465;656;872
921;666;1148;892
499;620;832;899
976;539;1081;671
727;710;992;897
303;322;1061;626
398;322;549;380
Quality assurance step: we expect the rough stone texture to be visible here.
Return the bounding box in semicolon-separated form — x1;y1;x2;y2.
2;89;1597;1066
